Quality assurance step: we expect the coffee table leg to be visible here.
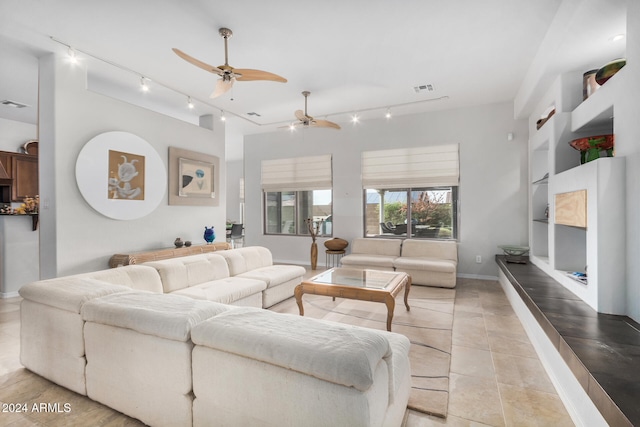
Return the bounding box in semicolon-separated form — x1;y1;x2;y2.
384;295;396;331
404;277;411;311
294;285;305;316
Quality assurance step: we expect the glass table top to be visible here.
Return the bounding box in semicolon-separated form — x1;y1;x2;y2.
309;268;400;290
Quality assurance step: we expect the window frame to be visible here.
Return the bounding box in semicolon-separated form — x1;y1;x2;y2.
362;186;458;240
263;189;333;237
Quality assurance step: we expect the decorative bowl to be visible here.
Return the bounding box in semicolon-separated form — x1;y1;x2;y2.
595;59;626;85
498;245;530;256
324;238;348;251
569;134;614;151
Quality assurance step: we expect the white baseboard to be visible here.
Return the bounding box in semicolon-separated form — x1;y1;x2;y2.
1;291;20;299
498;270;607;427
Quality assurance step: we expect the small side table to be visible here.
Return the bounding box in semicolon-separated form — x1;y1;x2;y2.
325;249;345;269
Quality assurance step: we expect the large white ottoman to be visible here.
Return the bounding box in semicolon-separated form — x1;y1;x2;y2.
19;277;134;395
81;292;232;427
190;308;411;427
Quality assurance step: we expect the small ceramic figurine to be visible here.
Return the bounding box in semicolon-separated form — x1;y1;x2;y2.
204;226;215;244
174;237;184;248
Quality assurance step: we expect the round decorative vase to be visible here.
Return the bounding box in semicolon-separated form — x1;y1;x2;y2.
184;241;192;247
324;237;348;251
203;226;215;244
310;242;318;270
174;237;184;248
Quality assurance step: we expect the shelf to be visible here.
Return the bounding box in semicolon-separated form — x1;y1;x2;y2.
532;176;549;185
533;218;549;224
531;115;553;151
571;67;626;132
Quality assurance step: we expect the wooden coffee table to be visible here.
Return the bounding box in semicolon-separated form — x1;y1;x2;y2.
294;267;411;331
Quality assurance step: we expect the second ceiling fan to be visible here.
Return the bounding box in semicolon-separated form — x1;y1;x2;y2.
291;91;341;130
173;27;287;98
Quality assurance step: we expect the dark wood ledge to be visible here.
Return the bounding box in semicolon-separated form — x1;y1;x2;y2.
496;255;638;427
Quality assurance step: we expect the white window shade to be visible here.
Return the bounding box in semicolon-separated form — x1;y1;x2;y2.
362;144;459;188
262;155;332;191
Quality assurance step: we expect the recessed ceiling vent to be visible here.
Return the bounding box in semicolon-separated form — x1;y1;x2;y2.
246;112;261;117
1;99;30;108
413;84;434;93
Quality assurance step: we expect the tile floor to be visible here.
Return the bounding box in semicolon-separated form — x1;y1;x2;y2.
0;276;575;426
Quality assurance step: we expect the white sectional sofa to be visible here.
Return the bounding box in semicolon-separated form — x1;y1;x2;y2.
19;246;411;427
341;238;458;288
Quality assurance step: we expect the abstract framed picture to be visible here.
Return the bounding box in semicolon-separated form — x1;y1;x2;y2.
178;157;214;198
169;147;219;206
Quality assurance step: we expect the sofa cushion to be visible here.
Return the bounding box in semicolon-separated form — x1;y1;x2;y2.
393;257;456;273
340;254;397;269
216;246;273;276
171;277;266;305
351;238;402;257
237;265;306;289
81;292;231;342
86;265;164;293
19;277;133;314
191;309;391;391
144;254;231;293
400;239;457;261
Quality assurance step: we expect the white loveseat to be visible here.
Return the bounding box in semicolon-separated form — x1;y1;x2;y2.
341;238;458;288
19;246;411;427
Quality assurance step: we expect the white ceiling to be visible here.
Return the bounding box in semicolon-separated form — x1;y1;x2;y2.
0;0;627;135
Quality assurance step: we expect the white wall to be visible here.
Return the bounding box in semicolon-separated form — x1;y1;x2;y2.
0;118;37;151
243;101;529;277
38;54;226;278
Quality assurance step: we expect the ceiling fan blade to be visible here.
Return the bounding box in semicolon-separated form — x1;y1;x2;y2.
211;79;234;98
313;119;341;130
234;68;287;82
294;110;307;121
172;48;223;75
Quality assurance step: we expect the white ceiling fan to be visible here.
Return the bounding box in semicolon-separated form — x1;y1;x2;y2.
173;27;287;98
289;91;341;130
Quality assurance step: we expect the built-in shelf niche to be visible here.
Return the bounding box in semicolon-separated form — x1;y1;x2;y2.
528;67;627;315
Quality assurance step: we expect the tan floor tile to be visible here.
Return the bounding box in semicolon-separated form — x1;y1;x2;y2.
487;332;538;359
448;373;505;427
483;313;528;339
492;353;556;394
452;313;489;351
405;410;495;426
498;383;574;427
450;345;495;379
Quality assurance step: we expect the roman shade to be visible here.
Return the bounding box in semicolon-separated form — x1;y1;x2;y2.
261;155;332;192
361;144;459;188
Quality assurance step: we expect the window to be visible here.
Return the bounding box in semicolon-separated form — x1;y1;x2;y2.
362;145;459;240
364;187;457;239
264;189;332;235
262;155;332;236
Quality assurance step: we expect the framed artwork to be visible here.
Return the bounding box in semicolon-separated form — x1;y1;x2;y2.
108;149;145;200
178;157;214;198
169;147;219;206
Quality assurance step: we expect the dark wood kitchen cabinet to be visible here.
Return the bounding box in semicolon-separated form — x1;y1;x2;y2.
0;151;38;202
